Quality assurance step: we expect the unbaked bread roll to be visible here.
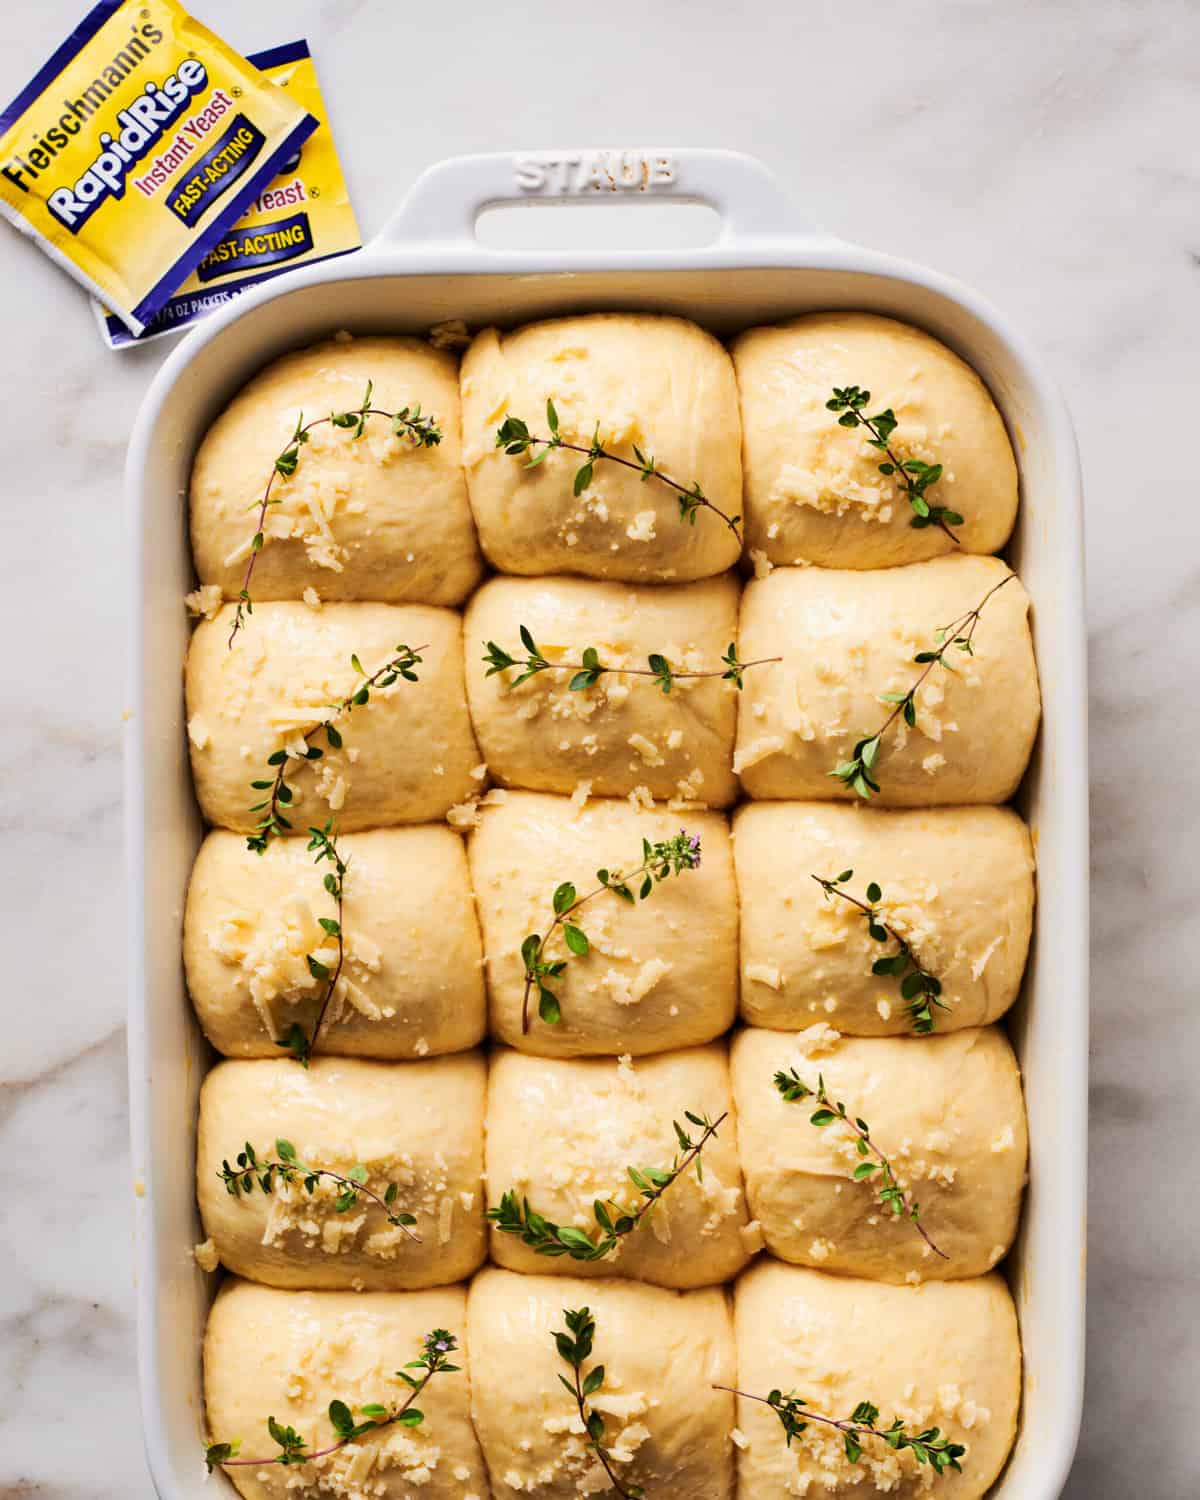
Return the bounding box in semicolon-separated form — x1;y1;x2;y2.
468;1268;735;1499
196;1055;486;1290
204;1279;488;1500
464;573;741;805
730;1025;1027;1281
734;313;1018;569
191;335;482;606
460;315;742;581
733;803;1035;1034
187;602;481;831
732;1261;1020;1499
485;1045;753;1288
184;828;485;1058
468;792;738;1055
735;556;1039;804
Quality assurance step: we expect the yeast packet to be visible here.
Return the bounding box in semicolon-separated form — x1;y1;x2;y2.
0;0;318;335
93;40;361;347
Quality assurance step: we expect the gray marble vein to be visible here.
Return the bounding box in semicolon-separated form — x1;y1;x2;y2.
0;0;1195;1493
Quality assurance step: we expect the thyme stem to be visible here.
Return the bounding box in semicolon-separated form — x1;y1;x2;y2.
217;1138;420;1243
521;832;702;1032
497;400;741;538
811;871;946;1034
774;1069;946;1259
247;643;425;854
206;1329;458;1472
489;1110;727;1260
829;572;1016;799
484;629;778;694
827;385;963;543
229;384;442;648
714;1385;965;1474
555;1309;645;1498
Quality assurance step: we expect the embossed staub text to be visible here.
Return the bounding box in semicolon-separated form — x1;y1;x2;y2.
512;150;678;195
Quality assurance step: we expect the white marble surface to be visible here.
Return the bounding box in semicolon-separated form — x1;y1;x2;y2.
0;0;1194;1494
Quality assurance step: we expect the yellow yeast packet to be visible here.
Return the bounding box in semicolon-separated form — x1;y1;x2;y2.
0;0;318;335
95;40;361;347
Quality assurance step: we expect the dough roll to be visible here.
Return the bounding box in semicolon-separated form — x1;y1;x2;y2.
485;1044;753;1288
204;1278;489;1500
734;312;1018;569
464;573;741;806
733;802;1035;1034
468;791;738;1056
732;1261;1021;1499
186;602;481;831
191;335;482;607
460;314;743;581
735;555;1040;804
196;1054;486;1290
184;827;485;1059
467;1267;735;1499
730;1025;1028;1281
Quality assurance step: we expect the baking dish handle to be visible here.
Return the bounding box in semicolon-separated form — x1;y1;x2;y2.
378;148;831;252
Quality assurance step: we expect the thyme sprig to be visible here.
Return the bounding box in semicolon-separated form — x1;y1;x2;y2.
247;643;424;853
714;1385;965;1475
774;1069;946;1259
826;385;962;543
277;823;348;1066
521;831;702;1032
497;398;741;538
488;1109;726;1261
555;1309;645;1499
228;381;443;647
812;870;946;1034
483;627;777;694
216;1137;420;1241
204;1328;458;1472
828;572;1016;798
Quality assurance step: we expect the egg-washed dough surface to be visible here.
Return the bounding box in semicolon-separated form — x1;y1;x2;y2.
184;827;485;1058
186;601;480;831
191;336;483;606
464;572;741;805
197;1054;486;1290
733;802;1035;1034
734;312;1018;569
731;1025;1028;1281
460;314;743;581
469;791;738;1056
204;1278;490;1500
467;1267;735;1499
485;1044;754;1288
735;555;1040;804
733;1261;1020;1499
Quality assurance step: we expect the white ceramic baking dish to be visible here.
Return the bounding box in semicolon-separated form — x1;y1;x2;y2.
124;147;1088;1499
